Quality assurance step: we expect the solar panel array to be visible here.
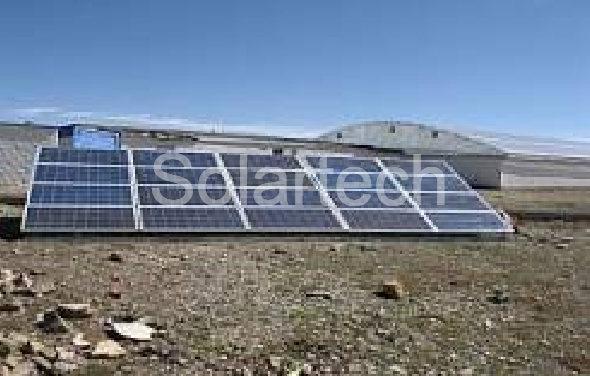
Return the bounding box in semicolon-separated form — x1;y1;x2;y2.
22;147;512;234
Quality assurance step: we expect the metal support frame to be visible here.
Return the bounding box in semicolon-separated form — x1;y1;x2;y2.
214;152;251;229
375;157;439;232
296;154;350;230
20;145;41;231
127;148;143;230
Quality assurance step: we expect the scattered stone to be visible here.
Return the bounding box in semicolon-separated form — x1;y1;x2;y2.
91;340;126;359
31;355;53;372
3;358;36;376
305;291;333;300
0;269;15;294
109;275;122;299
0;296;22;313
36;310;72;334
57;303;93;319
459;368;474;376
555;243;569;249
20;340;47;356
488;287;511;304
107;321;154;342
53;360;79;374
269;356;281;369
108;253;123;263
389;364;408;375
380;279;405;300
72;333;91;350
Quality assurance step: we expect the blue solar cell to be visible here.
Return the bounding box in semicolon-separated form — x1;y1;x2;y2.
142;207;244;229
138;186;232;205
396;176;469;192
306;156;381;172
228;169;313;187
329;190;411;209
245;208;341;229
317;172;397;190
25;208;135;230
427;212;507;230
132;151;217;168
237;188;325;206
38;148;128;165
135;167;226;185
411;193;488;210
30;185;132;205
35;165;130;184
341;210;431;230
222;153;301;169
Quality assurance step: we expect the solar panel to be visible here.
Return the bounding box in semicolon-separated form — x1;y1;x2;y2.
25;208;135;230
329;190;412;209
135;167;226;185
142;207;244;230
35;165;130;184
38;148;129;165
396;175;469;192
342;210;431;230
317;172;398;190
30;185;132;205
222;153;301;169
23;147;136;232
138;186;232;206
23;147;512;234
411;192;489;210
245;208;341;229
132;150;216;168
427;212;507;231
227;169;314;187
237;188;324;207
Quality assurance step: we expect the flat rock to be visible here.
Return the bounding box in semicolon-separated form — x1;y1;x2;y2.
109;322;154;341
57;303;93;319
0;296;22;312
72;333;91;349
305;291;333;300
36;310;72;334
91;340;126;359
380;279;405;300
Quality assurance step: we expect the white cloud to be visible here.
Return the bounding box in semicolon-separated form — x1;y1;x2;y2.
13;107;61;115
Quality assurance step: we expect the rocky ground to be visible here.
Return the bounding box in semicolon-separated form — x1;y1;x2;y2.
0;219;588;375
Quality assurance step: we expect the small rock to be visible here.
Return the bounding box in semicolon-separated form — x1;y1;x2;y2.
0;296;22;312
91;340;126;359
459;369;474;376
488;288;511;304
53;360;79;374
20;340;43;355
389;364;407;375
72;333;91;350
109;276;122;299
269;356;282;369
55;347;76;362
380;279;405;299
36;310;72;334
31;356;53;372
108;253;123;263
305;291;333;300
555;243;569;249
108;321;154;341
57;303;93;319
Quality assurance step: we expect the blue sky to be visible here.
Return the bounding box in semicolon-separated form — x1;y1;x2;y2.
0;0;588;138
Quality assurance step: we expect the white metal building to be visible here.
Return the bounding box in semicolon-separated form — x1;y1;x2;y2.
319;121;590;189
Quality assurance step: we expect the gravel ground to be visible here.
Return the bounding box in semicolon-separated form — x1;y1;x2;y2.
0;220;589;375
